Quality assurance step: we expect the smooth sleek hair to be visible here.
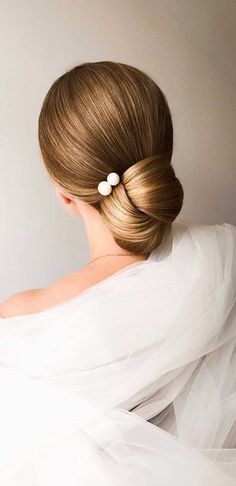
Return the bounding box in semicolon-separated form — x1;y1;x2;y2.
38;61;184;254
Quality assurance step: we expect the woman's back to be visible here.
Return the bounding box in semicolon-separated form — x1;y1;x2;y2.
0;222;235;485
0;253;148;318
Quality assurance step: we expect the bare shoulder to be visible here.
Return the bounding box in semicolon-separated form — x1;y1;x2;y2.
0;288;43;318
0;266;97;318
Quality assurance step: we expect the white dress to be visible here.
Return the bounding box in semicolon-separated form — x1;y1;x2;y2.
0;221;235;485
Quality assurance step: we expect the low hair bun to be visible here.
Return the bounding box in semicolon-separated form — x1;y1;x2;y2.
100;155;184;254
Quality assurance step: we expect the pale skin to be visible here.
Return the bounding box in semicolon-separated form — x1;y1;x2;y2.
0;184;148;318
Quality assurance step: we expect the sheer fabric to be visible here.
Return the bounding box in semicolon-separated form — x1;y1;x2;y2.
0;221;235;485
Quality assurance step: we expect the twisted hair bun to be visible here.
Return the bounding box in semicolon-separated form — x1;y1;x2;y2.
100;155;184;254
38;61;184;255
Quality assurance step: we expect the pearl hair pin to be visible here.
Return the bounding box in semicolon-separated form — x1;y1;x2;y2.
97;172;120;196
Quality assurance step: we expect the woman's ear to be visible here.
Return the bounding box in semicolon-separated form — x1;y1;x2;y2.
54;186;81;217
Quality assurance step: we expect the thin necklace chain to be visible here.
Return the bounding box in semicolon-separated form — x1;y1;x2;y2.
88;253;149;265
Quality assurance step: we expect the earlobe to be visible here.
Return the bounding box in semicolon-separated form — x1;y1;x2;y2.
55;188;80;216
55;188;71;206
59;192;71;205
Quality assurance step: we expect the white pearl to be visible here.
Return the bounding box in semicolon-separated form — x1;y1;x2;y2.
97;181;112;196
107;172;120;186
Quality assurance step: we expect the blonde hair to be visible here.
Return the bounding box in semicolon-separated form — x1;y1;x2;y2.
38;61;184;254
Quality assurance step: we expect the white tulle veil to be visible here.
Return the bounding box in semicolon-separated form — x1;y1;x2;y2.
0;221;235;485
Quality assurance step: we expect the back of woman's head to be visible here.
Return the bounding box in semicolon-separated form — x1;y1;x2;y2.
38;61;184;254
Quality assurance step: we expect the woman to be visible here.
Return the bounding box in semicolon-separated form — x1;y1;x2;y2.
0;61;235;485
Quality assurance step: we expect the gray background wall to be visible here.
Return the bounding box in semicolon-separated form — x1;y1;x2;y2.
0;0;235;300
